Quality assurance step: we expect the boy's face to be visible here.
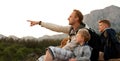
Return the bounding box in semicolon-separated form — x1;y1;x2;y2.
76;34;84;43
98;22;108;33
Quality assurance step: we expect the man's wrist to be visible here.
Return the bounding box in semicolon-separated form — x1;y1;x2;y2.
39;21;42;25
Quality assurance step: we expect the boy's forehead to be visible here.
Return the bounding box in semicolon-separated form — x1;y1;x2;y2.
76;33;81;36
99;23;109;27
99;22;106;25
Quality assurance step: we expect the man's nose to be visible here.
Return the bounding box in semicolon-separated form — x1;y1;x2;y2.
68;17;70;21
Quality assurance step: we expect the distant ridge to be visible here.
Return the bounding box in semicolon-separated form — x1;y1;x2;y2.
0;34;68;41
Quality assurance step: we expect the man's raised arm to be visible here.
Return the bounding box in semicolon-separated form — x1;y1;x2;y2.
27;20;70;34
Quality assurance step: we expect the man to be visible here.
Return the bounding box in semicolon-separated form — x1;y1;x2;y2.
28;9;90;61
27;9;88;45
98;20;120;61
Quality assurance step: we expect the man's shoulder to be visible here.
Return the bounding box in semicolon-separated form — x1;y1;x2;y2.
105;28;115;32
105;28;116;35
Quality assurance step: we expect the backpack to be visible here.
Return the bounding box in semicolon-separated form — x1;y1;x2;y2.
87;28;101;61
85;28;101;50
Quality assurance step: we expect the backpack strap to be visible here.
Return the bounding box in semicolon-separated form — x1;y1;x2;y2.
68;22;85;42
69;22;85;36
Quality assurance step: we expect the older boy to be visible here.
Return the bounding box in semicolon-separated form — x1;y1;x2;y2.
98;20;120;61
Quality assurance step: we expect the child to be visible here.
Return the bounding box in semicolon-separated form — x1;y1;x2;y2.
44;28;92;61
38;28;92;61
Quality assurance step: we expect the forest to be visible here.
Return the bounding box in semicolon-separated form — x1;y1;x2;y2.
0;32;120;61
0;37;61;61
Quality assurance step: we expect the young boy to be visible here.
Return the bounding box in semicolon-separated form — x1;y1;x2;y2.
42;28;92;61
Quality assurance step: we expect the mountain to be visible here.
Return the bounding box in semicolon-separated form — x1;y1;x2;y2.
21;36;37;41
8;35;20;40
0;34;6;39
0;34;67;42
20;34;67;41
38;34;68;41
83;5;120;32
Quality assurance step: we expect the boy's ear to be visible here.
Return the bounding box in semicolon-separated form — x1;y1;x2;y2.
104;23;109;28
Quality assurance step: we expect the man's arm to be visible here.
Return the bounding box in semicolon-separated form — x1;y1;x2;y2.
27;20;71;34
41;22;70;34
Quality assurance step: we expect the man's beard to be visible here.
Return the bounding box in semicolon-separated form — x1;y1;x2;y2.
69;22;74;25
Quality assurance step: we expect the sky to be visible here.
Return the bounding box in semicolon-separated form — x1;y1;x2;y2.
0;0;120;38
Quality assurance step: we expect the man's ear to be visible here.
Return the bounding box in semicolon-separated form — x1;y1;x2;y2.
75;17;79;22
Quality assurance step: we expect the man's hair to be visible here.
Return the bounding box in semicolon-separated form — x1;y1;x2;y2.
77;28;91;42
73;9;83;23
99;20;111;27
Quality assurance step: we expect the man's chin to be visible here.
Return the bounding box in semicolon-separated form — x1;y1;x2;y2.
69;23;72;25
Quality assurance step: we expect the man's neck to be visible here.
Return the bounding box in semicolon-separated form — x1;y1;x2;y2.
72;23;80;30
102;27;110;33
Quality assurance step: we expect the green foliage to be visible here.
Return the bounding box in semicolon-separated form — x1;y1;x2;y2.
0;37;61;61
117;32;120;42
117;32;120;36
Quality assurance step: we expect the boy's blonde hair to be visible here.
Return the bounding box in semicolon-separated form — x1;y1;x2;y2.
77;28;91;42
